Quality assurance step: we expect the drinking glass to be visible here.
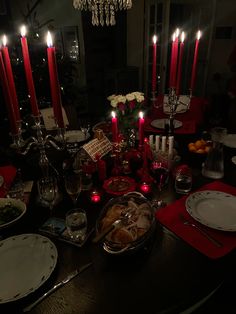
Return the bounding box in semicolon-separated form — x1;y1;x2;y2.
151;161;169;192
79;119;90;140
175;165;192;194
38;177;57;213
65;208;87;241
64;172;82;206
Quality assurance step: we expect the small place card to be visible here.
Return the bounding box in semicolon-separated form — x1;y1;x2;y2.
41;107;69;130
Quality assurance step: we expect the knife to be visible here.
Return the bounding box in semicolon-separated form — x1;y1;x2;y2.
23;262;92;312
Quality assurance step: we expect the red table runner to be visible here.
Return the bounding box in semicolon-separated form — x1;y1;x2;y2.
156;181;236;259
0;165;17;197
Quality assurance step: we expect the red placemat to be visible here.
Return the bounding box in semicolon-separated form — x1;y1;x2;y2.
156;181;236;259
0;165;17;197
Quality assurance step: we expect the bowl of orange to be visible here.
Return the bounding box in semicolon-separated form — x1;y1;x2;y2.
187;139;212;167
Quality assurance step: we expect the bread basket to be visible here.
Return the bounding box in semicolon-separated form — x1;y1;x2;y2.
95;192;156;255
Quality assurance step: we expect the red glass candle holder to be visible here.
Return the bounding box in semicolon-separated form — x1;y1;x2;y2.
139;181;152;194
90;190;101;203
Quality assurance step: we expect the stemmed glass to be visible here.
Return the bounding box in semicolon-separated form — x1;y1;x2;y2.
38;176;57;215
79;119;90;140
64;172;82;207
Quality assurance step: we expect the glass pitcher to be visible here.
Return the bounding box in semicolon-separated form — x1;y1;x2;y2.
201;127;227;179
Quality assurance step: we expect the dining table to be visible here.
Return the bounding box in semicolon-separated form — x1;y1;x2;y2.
1;140;236;314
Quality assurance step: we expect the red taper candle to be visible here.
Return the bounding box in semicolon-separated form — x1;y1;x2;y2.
111;111;118;142
169;32;176;88
20;25;40;117
172;28;179;88
152;35;157;93
139;111;144;147
47;31;64;128
2;35;21;121
0;51;18;135
190;30;201;93
176;32;185;95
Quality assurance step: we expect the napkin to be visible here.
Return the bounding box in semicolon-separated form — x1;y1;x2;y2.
0;165;17;197
156;181;236;259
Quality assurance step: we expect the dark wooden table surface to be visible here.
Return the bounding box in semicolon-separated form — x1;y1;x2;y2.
1;148;236;314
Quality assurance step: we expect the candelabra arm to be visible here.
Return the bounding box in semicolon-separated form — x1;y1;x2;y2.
46;139;64;151
20;138;38;155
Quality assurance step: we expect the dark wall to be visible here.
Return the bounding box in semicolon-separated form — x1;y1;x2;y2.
82;10;127;118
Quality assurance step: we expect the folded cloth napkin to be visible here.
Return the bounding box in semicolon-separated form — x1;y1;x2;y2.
0;165;17;197
156;181;236;259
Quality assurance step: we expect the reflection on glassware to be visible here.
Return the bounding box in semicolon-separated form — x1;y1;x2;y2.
38;177;57;213
175;165;192;194
65;208;87;241
79;119;90;140
202;127;226;179
64;172;81;205
151;161;169;191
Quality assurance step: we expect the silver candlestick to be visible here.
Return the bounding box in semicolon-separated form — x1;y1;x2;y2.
20;115;66;178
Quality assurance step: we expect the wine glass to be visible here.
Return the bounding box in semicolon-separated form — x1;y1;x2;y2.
79;119;90;140
64;172;82;206
38;177;57;214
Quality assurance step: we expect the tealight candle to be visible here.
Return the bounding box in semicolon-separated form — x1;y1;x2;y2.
90;190;101;203
140;182;151;194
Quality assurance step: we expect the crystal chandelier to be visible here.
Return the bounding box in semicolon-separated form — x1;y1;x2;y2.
73;0;132;26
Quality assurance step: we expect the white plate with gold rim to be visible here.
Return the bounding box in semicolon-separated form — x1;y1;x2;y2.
185;191;236;231
0;234;57;303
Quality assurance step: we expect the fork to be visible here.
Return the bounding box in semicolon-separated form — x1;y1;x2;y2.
179;214;223;248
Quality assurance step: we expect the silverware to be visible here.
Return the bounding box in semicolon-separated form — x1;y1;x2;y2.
23;262;92;312
92;208;134;243
179;214;223;248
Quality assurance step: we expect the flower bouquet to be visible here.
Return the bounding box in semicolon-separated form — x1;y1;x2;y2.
107;92;145;137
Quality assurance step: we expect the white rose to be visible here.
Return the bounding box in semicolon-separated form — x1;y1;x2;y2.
107;94;116;101
126;93;135;101
111;98;118;107
136;95;145;103
132;91;144;98
116;95;126;103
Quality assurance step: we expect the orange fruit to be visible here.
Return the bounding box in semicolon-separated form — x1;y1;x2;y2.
205;146;211;153
196;148;205;154
195;140;203;149
189;145;197;152
188;142;195;149
201;139;207;146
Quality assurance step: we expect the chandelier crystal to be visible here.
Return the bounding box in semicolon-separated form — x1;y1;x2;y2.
73;0;133;26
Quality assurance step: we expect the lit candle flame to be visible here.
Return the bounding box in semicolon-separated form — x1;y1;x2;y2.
172;32;176;42
175;28;180;38
47;31;53;47
139;111;144;119
181;31;185;43
152;35;157;44
111;111;116;118
20;25;26;37
197;30;201;40
2;35;7;46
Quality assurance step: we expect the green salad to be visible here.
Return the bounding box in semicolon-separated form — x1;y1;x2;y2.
0;204;22;225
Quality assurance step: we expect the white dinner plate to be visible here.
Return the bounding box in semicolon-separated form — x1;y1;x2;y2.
65;130;90;143
151;119;183;129
0;234;57;303
223;134;236;148
185;190;236;231
0;198;27;230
